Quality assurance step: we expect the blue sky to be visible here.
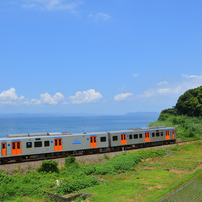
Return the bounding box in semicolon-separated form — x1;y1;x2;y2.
0;0;202;114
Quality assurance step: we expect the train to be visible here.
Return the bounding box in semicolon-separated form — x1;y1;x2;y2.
0;126;177;164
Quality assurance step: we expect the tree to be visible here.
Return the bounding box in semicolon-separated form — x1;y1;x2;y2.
175;86;202;116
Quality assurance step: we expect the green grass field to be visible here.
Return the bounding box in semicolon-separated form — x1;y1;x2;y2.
1;141;201;202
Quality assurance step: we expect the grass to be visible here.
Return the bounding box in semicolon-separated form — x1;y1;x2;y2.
0;141;201;202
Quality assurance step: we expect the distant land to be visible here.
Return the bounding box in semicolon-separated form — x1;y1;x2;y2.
0;112;160;117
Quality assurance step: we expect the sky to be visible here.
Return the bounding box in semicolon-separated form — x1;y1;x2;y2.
0;0;202;115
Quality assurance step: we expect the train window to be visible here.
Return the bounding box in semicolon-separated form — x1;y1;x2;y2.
12;143;15;149
94;137;96;142
34;141;42;147
2;143;5;149
134;134;138;139
113;136;118;141
35;138;41;141
55;139;58;146
100;137;106;142
129;135;132;139
26;142;32;148
161;132;164;136
156;132;160;137
152;133;155;137
17;142;20;149
44;141;50;147
59;139;62;145
139;134;142;138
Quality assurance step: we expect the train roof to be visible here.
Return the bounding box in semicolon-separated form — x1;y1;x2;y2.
0;131;108;141
0;126;175;140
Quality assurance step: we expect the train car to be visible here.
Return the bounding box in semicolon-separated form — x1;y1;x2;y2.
108;126;176;150
0;131;109;163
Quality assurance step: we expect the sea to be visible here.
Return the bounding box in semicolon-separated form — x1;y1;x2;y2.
0;115;159;138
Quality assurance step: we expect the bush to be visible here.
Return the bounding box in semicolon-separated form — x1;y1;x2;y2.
65;156;79;170
56;176;99;194
37;160;59;173
79;165;95;175
94;164;115;175
158;114;169;121
137;149;166;159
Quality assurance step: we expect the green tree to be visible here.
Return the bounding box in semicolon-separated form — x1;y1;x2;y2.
175;86;202;116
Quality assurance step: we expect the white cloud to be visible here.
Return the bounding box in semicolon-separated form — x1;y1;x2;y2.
89;13;111;21
181;74;200;79
40;92;64;104
30;99;42;105
137;74;202;99
133;73;139;77
157;81;168;85
0;88;24;104
69;89;102;104
21;0;81;12
114;93;133;101
23;92;65;105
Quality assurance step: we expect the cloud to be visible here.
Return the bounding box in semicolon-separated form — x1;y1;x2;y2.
0;88;24;104
25;92;65;105
114;93;133;101
157;81;168;85
137;73;202;99
29;99;42;105
21;0;81;12
40;92;64;104
89;13;111;21
69;89;102;104
133;74;139;77
181;74;201;79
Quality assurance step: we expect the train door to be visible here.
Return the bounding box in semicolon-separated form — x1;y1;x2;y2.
1;143;6;156
172;130;175;139
121;134;126;145
145;132;150;142
54;138;62;151
166;131;170;140
12;141;21;155
90;136;97;148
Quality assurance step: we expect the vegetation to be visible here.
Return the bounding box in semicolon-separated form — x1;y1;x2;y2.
0;142;201;202
150;86;202;141
37;160;59;173
160;86;202;117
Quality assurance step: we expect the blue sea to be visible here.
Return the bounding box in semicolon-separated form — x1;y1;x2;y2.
0;115;159;138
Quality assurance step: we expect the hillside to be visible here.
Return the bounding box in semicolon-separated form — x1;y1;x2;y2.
148;86;202;141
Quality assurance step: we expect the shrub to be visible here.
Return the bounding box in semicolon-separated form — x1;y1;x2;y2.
94;164;115;175
79;165;95;175
65;156;79;170
37;160;59;173
56;176;99;194
158;114;169;121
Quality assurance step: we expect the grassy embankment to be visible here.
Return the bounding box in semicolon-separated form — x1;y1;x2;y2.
149;114;202;141
0;141;202;202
